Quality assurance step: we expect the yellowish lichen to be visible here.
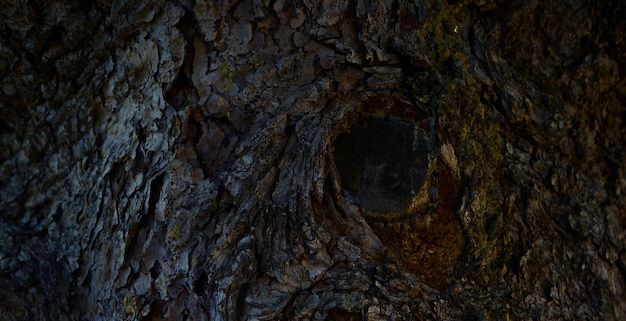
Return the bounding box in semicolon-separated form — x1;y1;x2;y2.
218;63;236;92
123;293;135;317
166;223;182;247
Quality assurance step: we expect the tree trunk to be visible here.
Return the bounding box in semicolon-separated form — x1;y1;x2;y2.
1;0;625;320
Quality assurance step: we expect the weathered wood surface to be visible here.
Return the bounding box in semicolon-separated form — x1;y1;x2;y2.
1;0;625;320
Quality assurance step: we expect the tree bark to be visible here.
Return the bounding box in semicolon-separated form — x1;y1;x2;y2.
1;0;625;320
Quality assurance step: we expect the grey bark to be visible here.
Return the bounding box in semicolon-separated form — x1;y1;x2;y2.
1;0;625;320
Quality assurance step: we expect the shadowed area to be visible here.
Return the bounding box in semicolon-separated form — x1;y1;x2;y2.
333;118;431;213
333;117;466;290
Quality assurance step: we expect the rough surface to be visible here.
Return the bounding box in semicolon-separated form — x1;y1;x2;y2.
1;0;625;320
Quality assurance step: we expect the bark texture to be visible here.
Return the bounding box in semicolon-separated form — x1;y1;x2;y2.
1;0;625;320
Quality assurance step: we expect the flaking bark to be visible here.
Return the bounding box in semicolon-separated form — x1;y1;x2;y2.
1;0;625;320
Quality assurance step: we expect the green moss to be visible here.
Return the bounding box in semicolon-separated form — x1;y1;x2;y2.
419;1;468;68
420;1;506;284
